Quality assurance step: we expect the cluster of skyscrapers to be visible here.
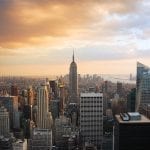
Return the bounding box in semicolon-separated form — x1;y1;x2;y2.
0;54;150;150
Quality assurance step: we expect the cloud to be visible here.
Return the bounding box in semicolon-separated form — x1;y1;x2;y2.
0;0;142;49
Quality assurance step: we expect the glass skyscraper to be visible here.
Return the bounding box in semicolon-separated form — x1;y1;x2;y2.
136;62;150;111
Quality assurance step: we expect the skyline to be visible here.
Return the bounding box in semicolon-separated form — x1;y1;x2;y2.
0;0;150;75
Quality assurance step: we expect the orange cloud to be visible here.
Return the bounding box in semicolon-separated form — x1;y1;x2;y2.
0;0;140;49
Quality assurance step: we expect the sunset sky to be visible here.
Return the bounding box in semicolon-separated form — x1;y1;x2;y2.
0;0;150;76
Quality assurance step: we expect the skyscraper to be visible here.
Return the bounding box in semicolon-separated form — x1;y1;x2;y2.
0;96;18;129
28;128;52;150
114;112;150;150
37;84;52;129
0;106;9;136
127;88;136;112
136;62;150;111
69;52;78;103
80;92;103;149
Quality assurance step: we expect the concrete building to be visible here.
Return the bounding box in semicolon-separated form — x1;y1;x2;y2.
69;52;78;103
37;85;52;129
0;96;18;129
80;93;103;149
114;112;150;150
0;106;9;137
28;128;52;150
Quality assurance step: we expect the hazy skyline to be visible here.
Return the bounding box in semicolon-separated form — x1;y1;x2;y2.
0;0;150;75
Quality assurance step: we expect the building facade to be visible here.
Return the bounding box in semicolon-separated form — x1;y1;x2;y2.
0;96;18;129
80;93;103;148
0;106;9;137
127;88;136;112
28;128;52;150
37;85;52;129
136;62;150;111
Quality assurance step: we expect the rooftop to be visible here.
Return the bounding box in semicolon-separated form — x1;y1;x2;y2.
116;114;150;124
80;92;103;97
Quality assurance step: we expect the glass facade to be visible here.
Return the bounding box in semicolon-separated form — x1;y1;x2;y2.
136;62;150;111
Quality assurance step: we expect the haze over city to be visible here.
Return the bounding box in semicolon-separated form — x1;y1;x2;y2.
0;0;150;75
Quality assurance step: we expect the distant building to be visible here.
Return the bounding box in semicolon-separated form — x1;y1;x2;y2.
127;88;136;112
0;106;9;136
11;85;18;96
114;112;150;150
136;62;150;111
50;100;60;120
49;80;58;99
37;85;52;129
27;86;34;106
69;52;78;103
0;96;18;129
58;79;65;115
116;82;123;97
80;93;103;148
28;128;52;150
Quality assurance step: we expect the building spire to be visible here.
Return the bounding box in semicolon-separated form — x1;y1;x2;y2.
73;50;74;62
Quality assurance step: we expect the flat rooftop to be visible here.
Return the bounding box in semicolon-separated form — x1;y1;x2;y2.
116;114;150;124
80;92;103;97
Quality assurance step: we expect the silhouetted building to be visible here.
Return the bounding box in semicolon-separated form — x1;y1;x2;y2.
114;112;150;150
127;88;136;112
69;52;78;103
50;100;60;120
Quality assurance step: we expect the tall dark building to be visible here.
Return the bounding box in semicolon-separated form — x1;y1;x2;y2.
11;85;18;96
114;112;150;150
69;52;78;103
49;80;58;99
127;88;136;112
117;82;123;97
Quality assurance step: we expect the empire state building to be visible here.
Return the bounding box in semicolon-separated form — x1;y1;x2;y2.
69;52;78;103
